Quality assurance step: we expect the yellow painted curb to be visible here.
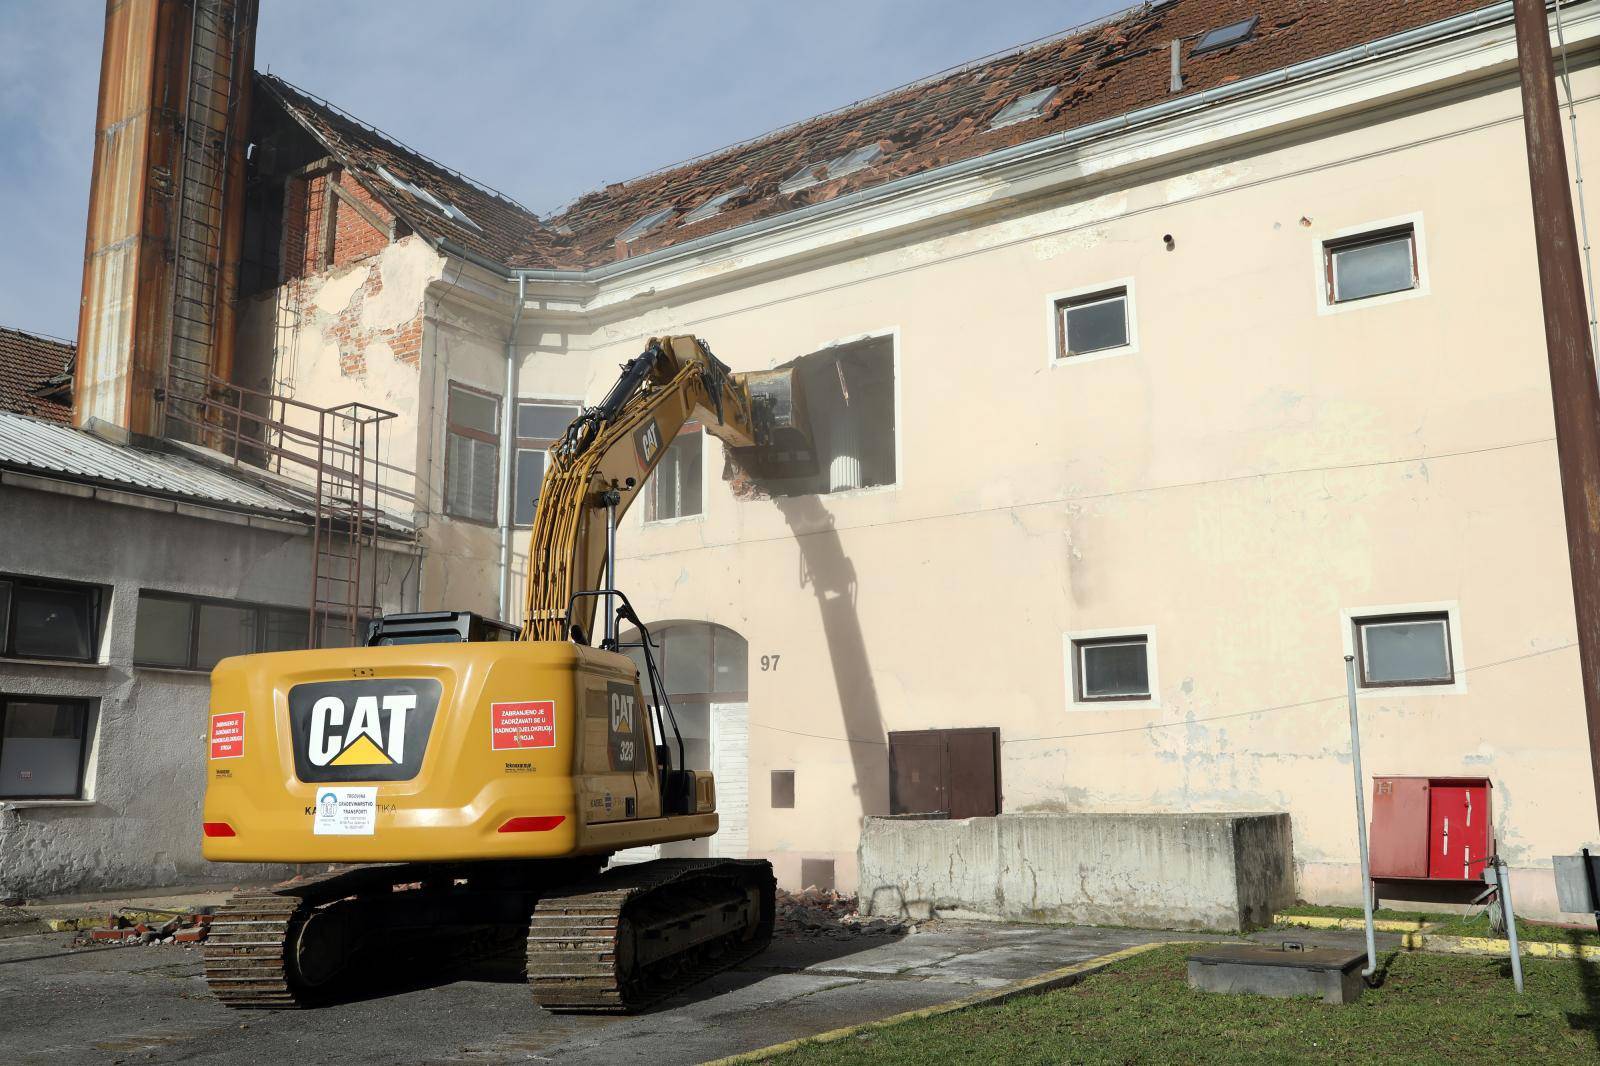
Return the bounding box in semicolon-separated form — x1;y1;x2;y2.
1419;934;1600;960
700;940;1178;1066
1273;913;1428;934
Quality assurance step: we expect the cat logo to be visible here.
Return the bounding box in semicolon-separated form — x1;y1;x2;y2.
634;419;662;467
288;679;441;783
309;693;414;767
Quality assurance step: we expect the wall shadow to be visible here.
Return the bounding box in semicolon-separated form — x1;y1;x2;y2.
772;494;889;818
1565;928;1600;1053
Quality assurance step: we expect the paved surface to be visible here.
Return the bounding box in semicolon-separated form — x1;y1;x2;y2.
0;915;1229;1065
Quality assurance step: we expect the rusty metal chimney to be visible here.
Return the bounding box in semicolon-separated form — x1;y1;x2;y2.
74;0;258;440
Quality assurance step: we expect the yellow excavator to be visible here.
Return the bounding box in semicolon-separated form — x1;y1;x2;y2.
200;336;812;1011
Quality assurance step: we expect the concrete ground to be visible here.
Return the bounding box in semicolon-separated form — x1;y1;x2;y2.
0;885;1404;1065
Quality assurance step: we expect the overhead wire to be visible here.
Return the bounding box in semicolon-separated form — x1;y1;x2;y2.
746;641;1578;748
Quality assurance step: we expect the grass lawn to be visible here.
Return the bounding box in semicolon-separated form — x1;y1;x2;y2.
1275;903;1600;946
763;945;1600;1065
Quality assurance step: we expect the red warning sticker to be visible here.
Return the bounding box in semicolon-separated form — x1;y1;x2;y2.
491;700;556;751
210;712;245;760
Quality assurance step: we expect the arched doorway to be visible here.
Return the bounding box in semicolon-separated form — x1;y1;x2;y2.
614;621;748;861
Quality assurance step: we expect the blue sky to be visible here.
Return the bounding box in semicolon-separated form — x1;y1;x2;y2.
0;1;1128;341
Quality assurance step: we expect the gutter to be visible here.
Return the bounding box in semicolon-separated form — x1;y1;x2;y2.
497;275;526;622
434;0;1532;291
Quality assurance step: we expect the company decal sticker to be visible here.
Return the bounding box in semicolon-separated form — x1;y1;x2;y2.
312;786;377;835
210;712;245;760
492;700;556;751
634;418;662;468
287;679;441;783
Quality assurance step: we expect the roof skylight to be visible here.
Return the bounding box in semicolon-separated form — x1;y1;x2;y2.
778;144;887;195
374;164;481;231
828;144;885;179
989;86;1059;130
617;206;677;243
1191;15;1259;56
680;186;749;226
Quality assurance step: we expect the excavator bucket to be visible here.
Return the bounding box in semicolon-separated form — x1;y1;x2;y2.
736;367;817;479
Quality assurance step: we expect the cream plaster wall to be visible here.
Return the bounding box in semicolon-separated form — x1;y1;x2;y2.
510;70;1600;915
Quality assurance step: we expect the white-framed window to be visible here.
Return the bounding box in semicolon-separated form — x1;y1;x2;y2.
1064;627;1160;708
1315;214;1429;314
0;574;105;664
1355;613;1453;687
0;694;95;799
1340;601;1465;695
1048;280;1138;366
513;399;580;527
444;382;500;524
647;423;704;522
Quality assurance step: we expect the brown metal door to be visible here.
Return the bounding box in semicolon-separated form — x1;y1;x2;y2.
1369;776;1429;878
945;729;1000;818
888;731;945;816
889;728;1001;818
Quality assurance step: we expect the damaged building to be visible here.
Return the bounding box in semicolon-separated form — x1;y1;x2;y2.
6;0;1600;917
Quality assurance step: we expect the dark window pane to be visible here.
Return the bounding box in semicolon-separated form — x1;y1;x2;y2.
514;447;546;526
449;386;498;434
663;625;713;696
1062;294;1127;356
1361;618;1451;684
1080;640;1149;698
446;432;498;522
263;608;310;652
196;603;258;670
1;700;86;798
1333;235;1413;301
771;770;795;808
135;596;194;667
0;580;10;652
12;583;97;660
516;402;577;441
713;627;748;695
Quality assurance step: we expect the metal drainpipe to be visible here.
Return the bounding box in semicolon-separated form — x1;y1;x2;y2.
498;276;526;623
1345;655;1379;979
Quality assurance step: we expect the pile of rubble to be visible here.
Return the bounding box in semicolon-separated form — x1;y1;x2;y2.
774;888;928;940
69;909;213;947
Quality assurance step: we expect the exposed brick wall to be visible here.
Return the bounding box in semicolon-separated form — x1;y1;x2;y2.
330;171;393;268
289;249;424;381
279;165;394;282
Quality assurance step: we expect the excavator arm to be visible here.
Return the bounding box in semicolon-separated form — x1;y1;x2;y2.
521;335;800;642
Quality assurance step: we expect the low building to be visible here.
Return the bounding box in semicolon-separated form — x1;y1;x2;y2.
0;397;420;896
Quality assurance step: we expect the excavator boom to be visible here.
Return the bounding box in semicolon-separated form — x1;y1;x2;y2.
200;334;809;1013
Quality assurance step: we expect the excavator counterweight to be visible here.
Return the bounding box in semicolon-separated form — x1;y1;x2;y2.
201;337;810;1010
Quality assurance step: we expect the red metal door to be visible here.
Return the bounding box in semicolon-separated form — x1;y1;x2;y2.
1428;785;1487;880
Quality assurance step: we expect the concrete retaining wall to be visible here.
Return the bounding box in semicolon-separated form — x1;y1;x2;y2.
858;812;1294;932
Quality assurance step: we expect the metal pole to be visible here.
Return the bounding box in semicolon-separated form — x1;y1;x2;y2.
1346;655;1379;978
1497;855;1525;994
1515;0;1600;830
603;488;620;647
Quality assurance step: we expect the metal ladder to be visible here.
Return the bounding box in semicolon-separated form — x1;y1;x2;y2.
166;0;242;429
309;404;394;647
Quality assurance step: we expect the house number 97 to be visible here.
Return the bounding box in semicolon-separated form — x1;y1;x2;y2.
760;654;781;672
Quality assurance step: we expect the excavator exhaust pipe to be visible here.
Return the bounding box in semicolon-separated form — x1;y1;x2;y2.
735;367;817;480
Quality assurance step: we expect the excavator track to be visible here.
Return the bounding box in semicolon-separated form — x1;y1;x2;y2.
526;858;775;1013
202;891;306;1008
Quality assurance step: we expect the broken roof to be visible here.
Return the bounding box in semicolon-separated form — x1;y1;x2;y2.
0;325;73;425
262;0;1492;273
